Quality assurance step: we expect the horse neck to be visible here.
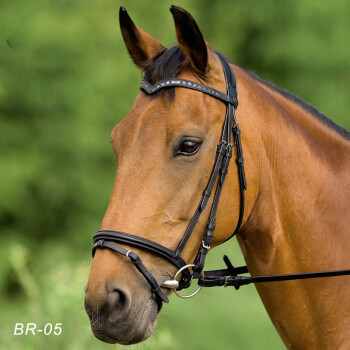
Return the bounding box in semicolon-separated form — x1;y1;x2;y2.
235;66;350;272
234;67;350;346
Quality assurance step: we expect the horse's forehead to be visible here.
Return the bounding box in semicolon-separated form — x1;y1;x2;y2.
111;97;167;145
114;88;216;146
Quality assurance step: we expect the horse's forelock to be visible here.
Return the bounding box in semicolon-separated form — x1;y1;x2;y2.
143;45;189;100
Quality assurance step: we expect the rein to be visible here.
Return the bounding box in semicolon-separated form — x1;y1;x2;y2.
92;52;350;304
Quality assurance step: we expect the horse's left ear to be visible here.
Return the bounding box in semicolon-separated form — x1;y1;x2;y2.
170;6;208;74
119;7;165;69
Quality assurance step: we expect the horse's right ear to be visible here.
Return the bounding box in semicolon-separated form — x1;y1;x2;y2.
119;7;165;69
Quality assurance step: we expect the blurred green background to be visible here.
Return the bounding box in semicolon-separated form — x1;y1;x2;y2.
0;0;349;349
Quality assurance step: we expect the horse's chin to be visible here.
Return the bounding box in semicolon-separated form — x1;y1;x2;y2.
89;298;159;345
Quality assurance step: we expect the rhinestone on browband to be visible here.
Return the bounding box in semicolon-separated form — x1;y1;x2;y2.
139;78;238;108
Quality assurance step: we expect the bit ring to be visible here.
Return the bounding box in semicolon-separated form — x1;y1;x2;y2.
173;264;203;299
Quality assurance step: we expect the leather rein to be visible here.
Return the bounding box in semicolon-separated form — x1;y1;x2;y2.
92;53;350;305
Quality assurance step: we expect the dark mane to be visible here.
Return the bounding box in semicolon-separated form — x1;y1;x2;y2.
143;47;349;140
245;70;350;140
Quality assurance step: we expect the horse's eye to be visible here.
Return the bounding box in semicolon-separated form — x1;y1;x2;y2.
178;139;202;156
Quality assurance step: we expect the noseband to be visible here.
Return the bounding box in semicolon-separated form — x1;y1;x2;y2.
92;53;246;303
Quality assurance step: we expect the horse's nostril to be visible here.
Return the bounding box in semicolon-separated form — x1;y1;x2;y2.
108;289;121;306
106;282;131;322
84;281;132;324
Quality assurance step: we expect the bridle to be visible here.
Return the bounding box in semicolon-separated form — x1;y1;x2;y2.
92;52;350;305
92;53;244;303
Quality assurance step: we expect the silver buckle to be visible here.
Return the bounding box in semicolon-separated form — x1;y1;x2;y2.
202;240;210;250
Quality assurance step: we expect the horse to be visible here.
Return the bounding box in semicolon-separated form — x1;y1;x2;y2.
84;6;350;348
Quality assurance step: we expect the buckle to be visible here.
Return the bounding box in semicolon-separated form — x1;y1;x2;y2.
202;240;210;250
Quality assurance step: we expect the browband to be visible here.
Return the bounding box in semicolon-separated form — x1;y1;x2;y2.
140;78;238;108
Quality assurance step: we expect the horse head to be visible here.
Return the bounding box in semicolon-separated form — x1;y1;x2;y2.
84;6;255;344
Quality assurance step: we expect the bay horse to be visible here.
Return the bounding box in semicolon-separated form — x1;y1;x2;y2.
84;6;350;348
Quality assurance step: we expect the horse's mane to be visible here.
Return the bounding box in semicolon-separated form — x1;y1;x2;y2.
245;70;350;140
143;46;350;140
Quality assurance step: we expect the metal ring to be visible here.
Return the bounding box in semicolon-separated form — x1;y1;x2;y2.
126;250;132;258
173;264;203;299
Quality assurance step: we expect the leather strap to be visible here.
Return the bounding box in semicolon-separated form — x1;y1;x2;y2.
94;230;187;270
193;255;350;290
93;239;169;303
175;142;228;256
93;231;192;290
191;52;245;273
198;266;350;290
192;145;233;272
140;78;238;107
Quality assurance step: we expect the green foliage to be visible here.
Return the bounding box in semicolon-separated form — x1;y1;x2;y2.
0;0;349;349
